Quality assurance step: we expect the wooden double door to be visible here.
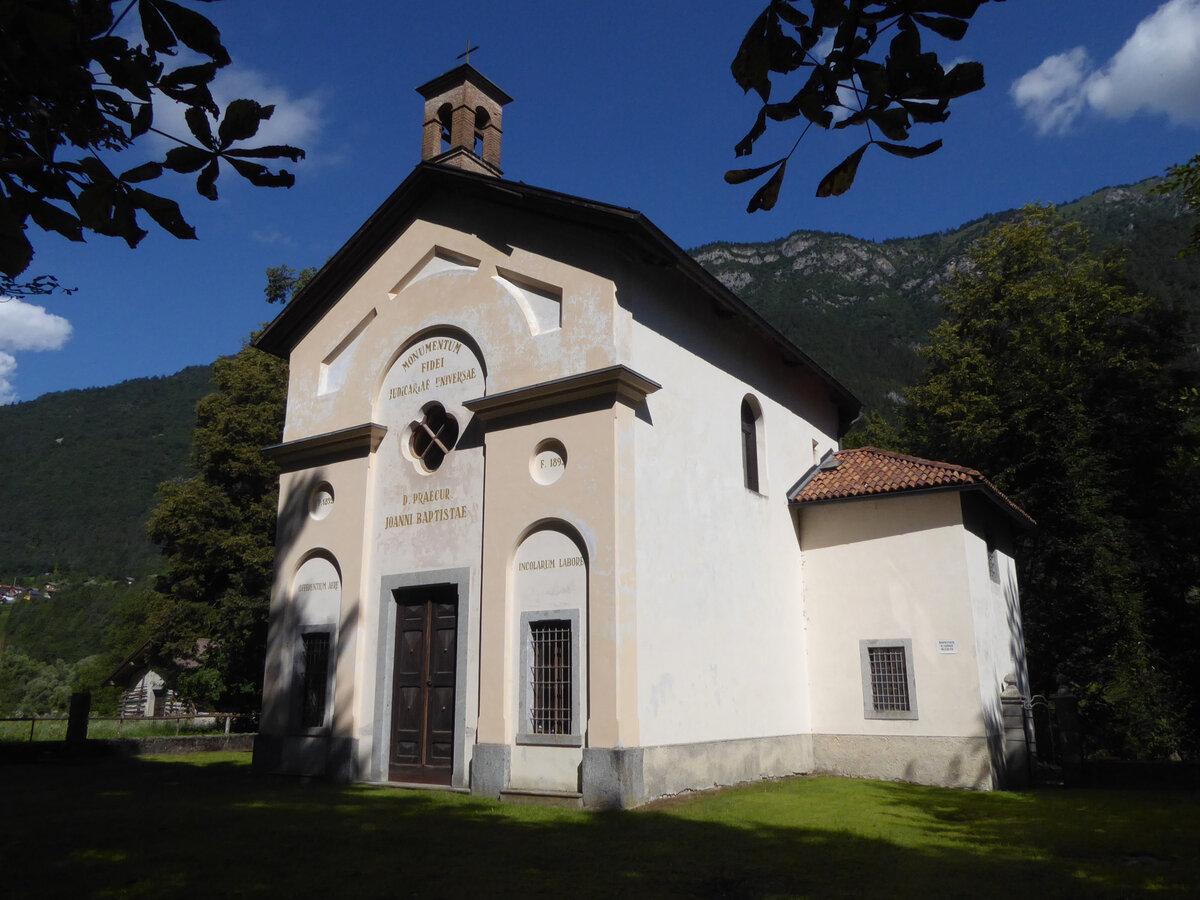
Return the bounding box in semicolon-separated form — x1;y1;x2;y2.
389;584;458;784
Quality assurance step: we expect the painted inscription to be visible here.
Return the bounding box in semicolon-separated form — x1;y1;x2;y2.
517;556;585;572
401;338;462;370
531;441;567;486
384;487;468;530
297;580;340;592
309;485;334;520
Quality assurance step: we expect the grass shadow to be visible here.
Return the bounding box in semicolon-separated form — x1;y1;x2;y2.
3;755;1198;898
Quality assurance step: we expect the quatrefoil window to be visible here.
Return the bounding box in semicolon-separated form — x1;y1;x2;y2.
409;402;459;472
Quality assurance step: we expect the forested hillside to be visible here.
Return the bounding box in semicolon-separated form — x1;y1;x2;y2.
0;366;213;577
695;179;1200;414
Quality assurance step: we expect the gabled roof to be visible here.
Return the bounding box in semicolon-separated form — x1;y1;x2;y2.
788;447;1034;527
252;163;861;435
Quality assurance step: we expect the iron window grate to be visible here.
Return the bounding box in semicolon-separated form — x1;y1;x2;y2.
868;645;910;712
529;620;571;735
301;633;330;728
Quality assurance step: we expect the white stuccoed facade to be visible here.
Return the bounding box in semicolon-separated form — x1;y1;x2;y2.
251;65;1033;805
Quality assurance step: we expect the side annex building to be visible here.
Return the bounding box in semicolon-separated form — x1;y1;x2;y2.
252;65;1033;807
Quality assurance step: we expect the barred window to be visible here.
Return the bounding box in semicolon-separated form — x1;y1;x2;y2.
529;620;571;735
860;639;918;720
300;632;331;728
517;610;581;746
868;646;910;712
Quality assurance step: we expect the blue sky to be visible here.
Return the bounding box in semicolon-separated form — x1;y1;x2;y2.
4;0;1200;403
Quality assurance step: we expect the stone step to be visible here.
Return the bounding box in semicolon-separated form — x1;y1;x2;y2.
499;788;584;809
386;781;471;794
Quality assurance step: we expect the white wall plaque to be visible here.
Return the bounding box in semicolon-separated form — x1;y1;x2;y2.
309;483;335;520
937;639;958;654
530;439;567;486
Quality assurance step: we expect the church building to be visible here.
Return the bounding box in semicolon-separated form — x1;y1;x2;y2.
252;65;1033;807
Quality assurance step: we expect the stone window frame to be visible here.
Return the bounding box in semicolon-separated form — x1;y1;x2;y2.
295;627;335;733
517;608;582;747
859;638;918;720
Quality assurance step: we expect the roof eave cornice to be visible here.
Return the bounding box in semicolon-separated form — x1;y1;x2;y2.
252;165;860;430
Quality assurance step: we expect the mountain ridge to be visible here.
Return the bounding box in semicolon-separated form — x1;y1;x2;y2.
693;177;1199;411
1;178;1196;578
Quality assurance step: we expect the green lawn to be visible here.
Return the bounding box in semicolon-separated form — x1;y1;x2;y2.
2;751;1196;898
0;718;232;742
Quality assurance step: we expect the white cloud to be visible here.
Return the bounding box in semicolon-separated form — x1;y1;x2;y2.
0;298;73;403
251;227;295;246
1011;47;1092;135
152;65;325;160
1013;0;1200;134
0;352;17;405
212;68;325;151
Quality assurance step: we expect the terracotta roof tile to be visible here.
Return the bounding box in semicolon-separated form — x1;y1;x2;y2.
789;447;1034;526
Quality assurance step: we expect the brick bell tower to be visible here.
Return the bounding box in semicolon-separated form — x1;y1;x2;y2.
416;63;512;177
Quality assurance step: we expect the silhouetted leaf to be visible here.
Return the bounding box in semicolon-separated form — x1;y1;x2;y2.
772;1;809;27
185;107;216;148
816;143;868;197
163;145;213;174
732;8;774;102
120;162;163;184
0;218;35;277
155;0;231;65
196;159;219;200
28;200;82;242
899;98;949;123
868;107;910;141
225;157;295;189
725;158;786;185
225;145;306;163
735;108;769;157
217;100;271;148
160;62;219;90
131;102;154;138
943;61;985;98
748;159;787;212
130;190;196;240
912;13;969;40
875;138;943;158
139;1;177;54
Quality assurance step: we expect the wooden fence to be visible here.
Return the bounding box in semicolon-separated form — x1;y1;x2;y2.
0;712;256;742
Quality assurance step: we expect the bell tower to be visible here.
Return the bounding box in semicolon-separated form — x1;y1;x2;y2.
416;64;512;177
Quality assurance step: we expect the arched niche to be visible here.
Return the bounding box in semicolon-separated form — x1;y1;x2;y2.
291;553;342;624
288;552;342;731
512;525;588;745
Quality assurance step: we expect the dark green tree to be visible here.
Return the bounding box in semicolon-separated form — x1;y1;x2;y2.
263;263;318;305
727;0;1000;210
902;206;1200;756
1157;154;1200;254
146;340;287;710
1;0;304;296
